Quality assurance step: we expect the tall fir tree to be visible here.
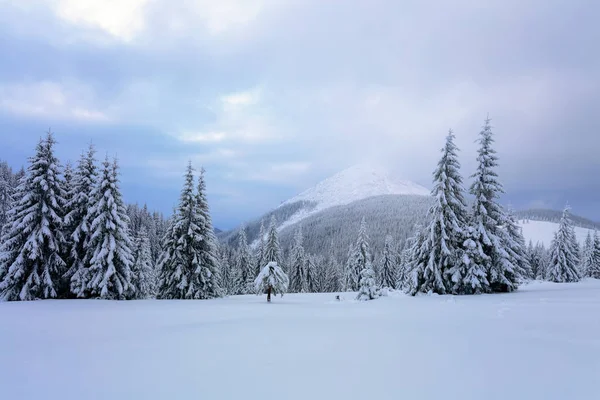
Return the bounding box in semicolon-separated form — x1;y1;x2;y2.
469;117;519;292
194;168;222;298
579;231;594;278
85;157;134;299
157;164;221;299
289;227;307;293
378;235;397;289
546;205;580;283
130;227;155;299
234;227;254;294
65;144;98;298
263;216;283;267
410;130;472;295
305;255;316;293
0;132;67;300
504;208;532;280
344;217;371;291
587;231;600;279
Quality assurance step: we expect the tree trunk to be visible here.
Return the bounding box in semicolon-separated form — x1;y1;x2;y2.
267;285;272;302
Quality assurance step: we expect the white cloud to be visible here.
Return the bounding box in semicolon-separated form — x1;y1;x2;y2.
178;87;280;143
51;0;150;42
0;81;109;122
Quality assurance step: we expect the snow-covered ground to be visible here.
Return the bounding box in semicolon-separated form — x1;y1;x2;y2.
1;280;600;400
519;219;593;247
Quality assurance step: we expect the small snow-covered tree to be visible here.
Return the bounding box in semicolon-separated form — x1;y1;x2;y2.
0;132;67;301
234;227;254;294
469;117;519;292
130;227;155;299
587;231;600;279
546;205;580;283
356;261;379;301
254;261;289;302
344;217;371;291
378;235;397;289
65;144;98;298
289;227;307;293
85;157;134;299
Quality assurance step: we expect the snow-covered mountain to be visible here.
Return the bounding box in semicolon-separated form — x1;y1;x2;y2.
277;163;429;230
218;164;431;253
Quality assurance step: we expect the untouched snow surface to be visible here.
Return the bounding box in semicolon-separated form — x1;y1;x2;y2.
277;163;429;230
519;219;594;247
1;280;600;400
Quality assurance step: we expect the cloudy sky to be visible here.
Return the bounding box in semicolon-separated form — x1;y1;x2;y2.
0;0;598;229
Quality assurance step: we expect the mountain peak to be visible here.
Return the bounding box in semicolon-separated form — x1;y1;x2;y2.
281;163;429;212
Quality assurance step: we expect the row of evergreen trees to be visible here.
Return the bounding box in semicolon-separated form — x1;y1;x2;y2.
0;133;164;300
398;119;527;295
526;207;600;283
2;125;597;301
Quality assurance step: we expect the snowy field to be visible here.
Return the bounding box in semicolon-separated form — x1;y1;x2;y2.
1;281;600;400
519;219;593;247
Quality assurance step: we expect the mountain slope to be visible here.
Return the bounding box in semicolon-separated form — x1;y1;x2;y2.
278;164;429;231
218;164;431;247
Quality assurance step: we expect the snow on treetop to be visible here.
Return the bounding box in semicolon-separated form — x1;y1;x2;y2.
281;163;429;211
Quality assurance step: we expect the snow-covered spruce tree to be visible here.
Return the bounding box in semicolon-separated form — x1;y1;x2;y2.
397;228;419;291
305;254;317;293
263;216;283;267
234;227;255;294
409;130;473;295
57;160;75;297
378;235;397;289
546;205;580;283
323;252;342;293
579;232;594;278
527;241;547;280
65;144;98;298
356;258;379;301
157;164;221;299
344;217;371;291
504;208;532;280
254;219;266;276
0;161;15;237
254;261;289;302
0;132;67;301
289;227;307;293
218;244;235;295
130;227;155;299
587;231;600;279
85;157;134;299
469;117;520;293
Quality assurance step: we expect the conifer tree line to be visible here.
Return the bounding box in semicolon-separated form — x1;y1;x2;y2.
2;124;598;302
0;132;166;301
